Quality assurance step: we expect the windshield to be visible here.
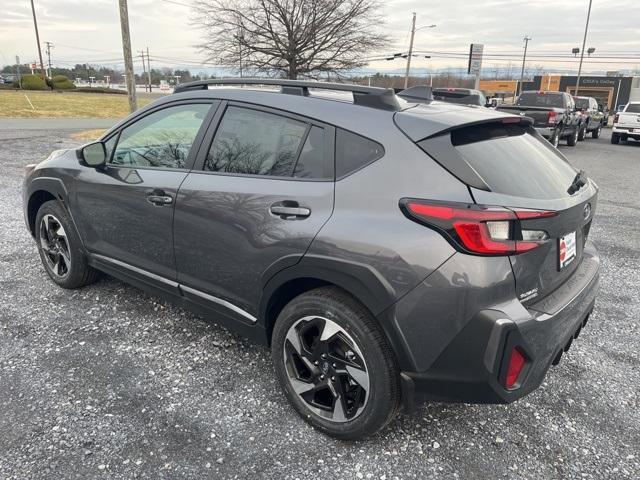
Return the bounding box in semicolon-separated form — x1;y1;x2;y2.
451;124;577;199
517;92;564;108
626;104;640;113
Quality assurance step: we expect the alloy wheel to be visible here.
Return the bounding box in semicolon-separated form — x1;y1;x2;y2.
283;316;370;423
39;214;71;277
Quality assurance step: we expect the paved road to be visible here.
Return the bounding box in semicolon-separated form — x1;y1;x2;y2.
0;129;638;479
0;118;119;131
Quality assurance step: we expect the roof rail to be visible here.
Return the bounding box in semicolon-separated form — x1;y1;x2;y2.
172;78;402;111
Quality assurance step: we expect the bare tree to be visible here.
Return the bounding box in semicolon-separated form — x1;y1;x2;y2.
192;0;388;79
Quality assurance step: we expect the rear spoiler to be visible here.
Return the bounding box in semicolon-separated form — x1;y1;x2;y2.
397;85;434;103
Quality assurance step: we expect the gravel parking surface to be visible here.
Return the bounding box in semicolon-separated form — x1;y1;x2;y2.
1;128;638;479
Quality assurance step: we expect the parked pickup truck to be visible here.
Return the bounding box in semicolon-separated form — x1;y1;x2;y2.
611;102;640;144
574;96;605;139
497;91;581;147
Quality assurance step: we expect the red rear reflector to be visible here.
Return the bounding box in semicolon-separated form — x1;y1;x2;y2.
505;347;527;389
401;200;555;256
547;111;558;124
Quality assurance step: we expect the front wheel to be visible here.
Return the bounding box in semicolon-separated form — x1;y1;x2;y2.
35;200;99;289
578;124;587;141
567;127;579;146
272;287;400;440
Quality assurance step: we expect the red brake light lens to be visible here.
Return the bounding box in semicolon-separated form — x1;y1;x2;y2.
401;200;555;256
547;111;558;124
505;347;527;389
613;113;619;124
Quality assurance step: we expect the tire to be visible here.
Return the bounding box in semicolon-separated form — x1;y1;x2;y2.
549;129;560;148
35;200;99;289
567;127;579;146
592;124;601;139
611;133;620;144
272;286;400;440
578;124;586;141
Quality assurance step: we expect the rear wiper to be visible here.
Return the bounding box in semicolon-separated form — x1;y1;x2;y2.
567;170;587;195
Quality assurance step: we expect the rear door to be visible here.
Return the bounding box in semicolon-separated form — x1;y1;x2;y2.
450;123;597;304
173;102;335;321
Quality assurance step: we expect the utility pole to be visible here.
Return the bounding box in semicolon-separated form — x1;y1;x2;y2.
404;12;417;90
45;41;53;77
15;55;22;88
118;0;137;112
575;0;593;97
519;36;531;96
146;46;152;92
139;50;148;92
29;0;47;79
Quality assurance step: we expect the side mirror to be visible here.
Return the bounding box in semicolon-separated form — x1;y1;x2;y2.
78;141;107;168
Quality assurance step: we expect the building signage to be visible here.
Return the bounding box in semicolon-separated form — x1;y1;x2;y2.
468;44;484;75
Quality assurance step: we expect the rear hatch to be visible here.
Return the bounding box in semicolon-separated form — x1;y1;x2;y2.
396;111;597;305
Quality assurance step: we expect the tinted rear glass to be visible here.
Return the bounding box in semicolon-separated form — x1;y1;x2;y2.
433;91;482;105
575;98;590;109
451;124;577;199
335;129;384;178
626;104;640;113
517;92;564;108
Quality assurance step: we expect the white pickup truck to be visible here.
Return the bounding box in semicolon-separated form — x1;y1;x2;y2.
611;102;640;144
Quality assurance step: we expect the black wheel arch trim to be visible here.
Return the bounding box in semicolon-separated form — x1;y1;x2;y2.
259;254;416;370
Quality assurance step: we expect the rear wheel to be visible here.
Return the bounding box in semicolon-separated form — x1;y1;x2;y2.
567;127;579;146
549;129;560;148
592;124;601;138
611;133;620;144
35;200;99;289
272;287;400;440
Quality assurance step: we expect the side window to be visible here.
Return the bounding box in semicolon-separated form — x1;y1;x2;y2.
293;126;331;179
205;106;307;176
112;103;210;169
335;129;384;178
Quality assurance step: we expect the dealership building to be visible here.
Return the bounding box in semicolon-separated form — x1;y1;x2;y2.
480;75;640;109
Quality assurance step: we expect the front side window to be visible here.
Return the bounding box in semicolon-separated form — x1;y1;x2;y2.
205;106;308;176
112;103;210;169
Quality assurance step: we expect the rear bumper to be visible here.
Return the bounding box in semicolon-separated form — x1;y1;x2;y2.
534;126;554;138
398;241;599;408
612;126;640;138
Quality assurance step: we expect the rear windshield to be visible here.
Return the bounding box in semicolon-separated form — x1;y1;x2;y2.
575;98;590;109
433;91;483;106
516;92;564;108
626;104;640;113
451;124;577;199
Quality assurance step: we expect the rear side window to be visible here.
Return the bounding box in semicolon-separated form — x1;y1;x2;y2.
626;104;640;113
517;92;564;108
450;124;577;199
205;106;307;176
335;129;384;178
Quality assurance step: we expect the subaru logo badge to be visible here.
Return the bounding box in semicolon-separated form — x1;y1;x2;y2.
583;203;592;220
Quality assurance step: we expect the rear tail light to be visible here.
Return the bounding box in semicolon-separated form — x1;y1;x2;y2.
547;111;558;124
504;347;527;389
613;113;619;124
400;199;555;256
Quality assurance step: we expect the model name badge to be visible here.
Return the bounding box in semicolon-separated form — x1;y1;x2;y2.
519;288;539;301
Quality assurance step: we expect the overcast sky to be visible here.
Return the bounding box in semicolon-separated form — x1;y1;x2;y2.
1;0;639;76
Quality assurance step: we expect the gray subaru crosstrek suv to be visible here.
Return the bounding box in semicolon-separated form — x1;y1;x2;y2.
23;79;599;440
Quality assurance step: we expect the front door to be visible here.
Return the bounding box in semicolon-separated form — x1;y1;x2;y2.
74;101;216;280
173;103;335;320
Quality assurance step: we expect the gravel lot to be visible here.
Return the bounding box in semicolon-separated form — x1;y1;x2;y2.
1;127;638;479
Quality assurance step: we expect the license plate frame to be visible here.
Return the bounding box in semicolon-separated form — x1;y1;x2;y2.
558;231;577;270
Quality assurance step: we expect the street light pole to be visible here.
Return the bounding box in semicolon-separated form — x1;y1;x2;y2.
403;12;417;90
519;36;531;96
575;0;593;96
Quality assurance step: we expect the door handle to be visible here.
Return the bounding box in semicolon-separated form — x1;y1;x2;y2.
270;202;311;219
146;190;173;206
